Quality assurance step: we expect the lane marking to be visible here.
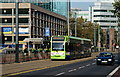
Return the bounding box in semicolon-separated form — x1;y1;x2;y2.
81;66;85;68
68;70;74;72
115;60;118;62
6;64;67;76
55;72;65;76
107;65;120;77
78;67;82;69
73;69;77;71
5;57;97;76
92;63;96;65
86;64;91;66
68;69;76;72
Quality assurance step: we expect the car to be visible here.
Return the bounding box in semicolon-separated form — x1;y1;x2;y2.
96;52;115;65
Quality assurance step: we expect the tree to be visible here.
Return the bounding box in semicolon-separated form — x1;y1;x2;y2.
112;0;120;46
69;16;94;42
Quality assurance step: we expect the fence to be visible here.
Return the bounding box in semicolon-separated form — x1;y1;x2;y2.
0;48;50;64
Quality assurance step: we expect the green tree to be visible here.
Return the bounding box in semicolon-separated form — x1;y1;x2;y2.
112;0;120;46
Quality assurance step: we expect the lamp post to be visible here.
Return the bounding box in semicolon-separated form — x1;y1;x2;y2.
15;0;19;63
67;0;70;36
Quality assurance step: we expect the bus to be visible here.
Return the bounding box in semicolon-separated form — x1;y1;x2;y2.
50;35;91;60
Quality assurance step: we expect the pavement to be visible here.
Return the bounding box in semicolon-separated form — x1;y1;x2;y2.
1;51;119;76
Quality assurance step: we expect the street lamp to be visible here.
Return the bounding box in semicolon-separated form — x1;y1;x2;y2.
67;0;70;36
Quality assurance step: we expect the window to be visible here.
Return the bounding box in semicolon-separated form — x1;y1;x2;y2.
52;43;64;51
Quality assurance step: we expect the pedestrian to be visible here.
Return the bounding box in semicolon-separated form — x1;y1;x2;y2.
43;48;48;59
38;48;43;59
23;46;29;61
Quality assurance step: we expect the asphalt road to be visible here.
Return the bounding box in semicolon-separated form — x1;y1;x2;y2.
10;52;120;77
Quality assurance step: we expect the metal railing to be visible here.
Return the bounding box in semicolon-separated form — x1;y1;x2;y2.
0;48;50;64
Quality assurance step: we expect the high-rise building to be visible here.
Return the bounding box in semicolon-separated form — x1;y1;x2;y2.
89;0;119;50
89;0;118;30
0;0;68;17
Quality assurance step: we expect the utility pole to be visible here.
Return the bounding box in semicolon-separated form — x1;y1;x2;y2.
75;12;77;37
67;0;70;36
15;0;19;63
94;23;96;52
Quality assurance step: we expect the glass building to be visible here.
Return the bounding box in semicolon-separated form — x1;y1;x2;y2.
0;0;68;17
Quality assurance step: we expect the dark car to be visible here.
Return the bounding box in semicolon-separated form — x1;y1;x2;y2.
96;52;115;65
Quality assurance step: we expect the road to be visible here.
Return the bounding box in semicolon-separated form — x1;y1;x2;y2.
9;52;120;77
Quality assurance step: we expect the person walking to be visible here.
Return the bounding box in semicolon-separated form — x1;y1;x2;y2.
23;46;29;61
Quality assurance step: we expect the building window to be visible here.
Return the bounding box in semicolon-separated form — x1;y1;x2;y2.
1;9;12;14
94;10;107;12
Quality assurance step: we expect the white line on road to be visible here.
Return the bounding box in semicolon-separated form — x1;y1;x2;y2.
81;66;85;68
68;69;77;72
68;70;74;72
115;60;118;62
106;65;120;77
55;72;65;76
86;64;91;66
73;69;77;71
92;63;96;65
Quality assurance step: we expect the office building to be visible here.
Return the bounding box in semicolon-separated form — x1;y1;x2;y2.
89;0;118;30
0;0;68;17
71;8;89;21
89;0;119;50
0;3;67;47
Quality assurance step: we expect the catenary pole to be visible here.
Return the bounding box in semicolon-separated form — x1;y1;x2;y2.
15;0;19;63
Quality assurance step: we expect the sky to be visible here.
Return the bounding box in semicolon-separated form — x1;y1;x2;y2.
71;0;97;10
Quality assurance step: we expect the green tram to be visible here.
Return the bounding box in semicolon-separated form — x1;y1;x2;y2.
50;36;91;60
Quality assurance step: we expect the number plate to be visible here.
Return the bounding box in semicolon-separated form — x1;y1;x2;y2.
102;61;107;63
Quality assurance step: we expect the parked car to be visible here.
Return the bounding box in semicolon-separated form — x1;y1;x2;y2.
96;52;115;65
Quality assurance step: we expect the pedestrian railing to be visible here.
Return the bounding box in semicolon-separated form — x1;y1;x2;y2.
0;48;50;64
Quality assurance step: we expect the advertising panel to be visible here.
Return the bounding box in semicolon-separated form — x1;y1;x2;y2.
45;27;50;36
2;27;12;34
14;28;29;34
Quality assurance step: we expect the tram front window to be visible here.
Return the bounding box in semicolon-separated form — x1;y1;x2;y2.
52;43;64;51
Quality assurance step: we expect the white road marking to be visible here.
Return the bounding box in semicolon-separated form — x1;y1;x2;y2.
55;72;65;76
68;69;77;72
86;64;91;66
107;66;120;77
78;67;82;69
115;60;118;62
92;63;96;65
73;69;77;71
81;66;85;68
68;70;74;72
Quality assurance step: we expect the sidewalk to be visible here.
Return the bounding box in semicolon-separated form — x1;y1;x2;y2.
1;51;118;76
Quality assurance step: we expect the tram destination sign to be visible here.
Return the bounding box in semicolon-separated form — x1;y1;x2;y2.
52;37;64;41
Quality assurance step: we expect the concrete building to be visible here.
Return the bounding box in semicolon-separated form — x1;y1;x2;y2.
71;8;89;21
89;0;119;50
0;3;67;48
0;0;69;17
89;0;118;30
